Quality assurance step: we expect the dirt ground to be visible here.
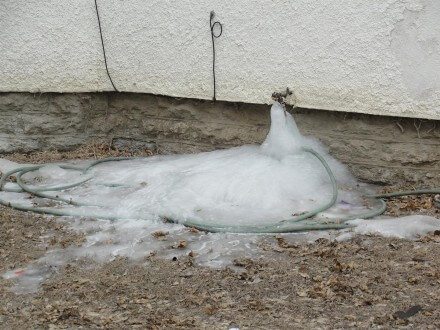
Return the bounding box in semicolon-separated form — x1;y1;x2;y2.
1;144;439;329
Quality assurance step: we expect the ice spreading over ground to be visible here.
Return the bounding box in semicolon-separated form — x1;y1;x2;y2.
0;158;19;173
350;215;440;239
1;102;439;293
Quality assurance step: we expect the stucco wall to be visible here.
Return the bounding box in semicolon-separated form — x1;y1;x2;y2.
1;0;439;119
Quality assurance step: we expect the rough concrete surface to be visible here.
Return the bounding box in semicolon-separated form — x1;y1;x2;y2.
1;92;439;186
1;0;439;119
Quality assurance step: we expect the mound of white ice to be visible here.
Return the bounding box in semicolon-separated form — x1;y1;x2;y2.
0;102;370;227
2;102;438;293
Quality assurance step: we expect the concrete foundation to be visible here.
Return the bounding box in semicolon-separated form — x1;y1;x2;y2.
1;92;439;185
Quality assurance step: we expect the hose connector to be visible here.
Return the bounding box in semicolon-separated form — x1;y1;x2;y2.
271;88;292;105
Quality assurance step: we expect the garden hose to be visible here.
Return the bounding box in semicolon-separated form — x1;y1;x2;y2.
163;147;386;233
0;149;437;233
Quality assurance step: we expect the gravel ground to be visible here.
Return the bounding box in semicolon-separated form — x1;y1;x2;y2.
1;145;439;329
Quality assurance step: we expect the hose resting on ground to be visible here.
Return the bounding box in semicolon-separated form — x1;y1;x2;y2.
0;149;437;233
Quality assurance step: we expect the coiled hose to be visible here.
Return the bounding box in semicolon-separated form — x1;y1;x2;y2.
0;148;437;233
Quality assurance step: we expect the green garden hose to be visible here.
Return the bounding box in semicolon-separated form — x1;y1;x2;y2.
163;147;386;233
0;149;437;233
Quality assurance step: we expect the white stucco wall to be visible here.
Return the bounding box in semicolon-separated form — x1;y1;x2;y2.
1;0;439;119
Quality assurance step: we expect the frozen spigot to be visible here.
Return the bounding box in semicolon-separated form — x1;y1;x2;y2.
271;88;292;105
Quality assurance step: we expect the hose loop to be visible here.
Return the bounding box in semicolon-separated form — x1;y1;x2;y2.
0;150;437;233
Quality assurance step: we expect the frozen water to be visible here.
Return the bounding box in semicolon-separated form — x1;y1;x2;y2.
1;102;439;293
261;102;303;158
2;103;364;226
2;216;265;294
0;158;19;174
350;215;440;239
4;213;439;294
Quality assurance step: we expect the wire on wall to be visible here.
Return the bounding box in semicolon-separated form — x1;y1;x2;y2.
94;0;119;92
210;11;223;101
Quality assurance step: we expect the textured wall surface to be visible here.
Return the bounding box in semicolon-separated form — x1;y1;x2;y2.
1;92;439;186
1;0;439;119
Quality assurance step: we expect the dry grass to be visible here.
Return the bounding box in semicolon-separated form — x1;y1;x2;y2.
5;141;156;164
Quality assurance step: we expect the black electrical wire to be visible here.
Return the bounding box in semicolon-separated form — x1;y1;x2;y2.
94;0;118;92
210;11;223;101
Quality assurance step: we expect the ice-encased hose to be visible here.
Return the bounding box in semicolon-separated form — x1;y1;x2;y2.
0;149;435;233
0;158;132;211
162;147;387;232
164;147;347;233
1;148;352;232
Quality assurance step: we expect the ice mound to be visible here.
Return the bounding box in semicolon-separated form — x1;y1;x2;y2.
261;101;304;157
3;102;438;293
0;102;364;227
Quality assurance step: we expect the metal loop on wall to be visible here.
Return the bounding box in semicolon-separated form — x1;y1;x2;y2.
210;11;223;101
